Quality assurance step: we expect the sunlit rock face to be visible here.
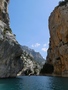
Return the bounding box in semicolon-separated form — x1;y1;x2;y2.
41;3;68;77
17;50;41;76
0;0;9;25
0;0;24;78
0;0;40;78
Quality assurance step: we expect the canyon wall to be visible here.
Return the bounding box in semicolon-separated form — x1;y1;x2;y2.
0;0;24;78
0;0;40;78
41;3;68;77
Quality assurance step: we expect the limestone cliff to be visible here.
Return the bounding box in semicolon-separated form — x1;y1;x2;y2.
0;0;9;25
0;0;24;78
21;46;45;66
17;50;40;76
41;2;68;77
0;0;40;78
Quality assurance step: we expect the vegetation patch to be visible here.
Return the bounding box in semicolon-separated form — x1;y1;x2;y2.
59;0;68;6
3;28;12;34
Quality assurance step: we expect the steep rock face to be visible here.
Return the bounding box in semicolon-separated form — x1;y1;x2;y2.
0;0;24;78
0;0;40;78
17;50;40;76
0;0;9;25
41;3;68;76
21;46;45;66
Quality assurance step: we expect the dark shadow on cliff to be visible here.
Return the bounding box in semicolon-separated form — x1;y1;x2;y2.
40;63;54;74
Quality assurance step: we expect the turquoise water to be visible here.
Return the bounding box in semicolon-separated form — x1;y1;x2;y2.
0;76;68;90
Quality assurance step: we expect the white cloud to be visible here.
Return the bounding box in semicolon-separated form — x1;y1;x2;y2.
31;43;40;48
42;48;48;52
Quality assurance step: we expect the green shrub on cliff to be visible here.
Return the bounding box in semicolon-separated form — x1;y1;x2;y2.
59;0;68;6
59;1;66;6
65;0;68;2
4;28;12;34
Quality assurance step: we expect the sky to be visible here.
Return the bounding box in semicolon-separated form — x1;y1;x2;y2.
9;0;60;59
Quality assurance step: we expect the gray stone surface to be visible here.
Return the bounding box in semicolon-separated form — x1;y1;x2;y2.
0;0;40;78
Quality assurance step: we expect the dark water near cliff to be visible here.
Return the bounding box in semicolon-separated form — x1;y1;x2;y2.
0;76;68;90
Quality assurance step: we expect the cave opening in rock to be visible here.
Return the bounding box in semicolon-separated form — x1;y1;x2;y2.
40;63;54;74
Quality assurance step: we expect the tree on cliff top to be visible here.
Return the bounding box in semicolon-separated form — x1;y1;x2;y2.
59;0;68;6
65;0;68;2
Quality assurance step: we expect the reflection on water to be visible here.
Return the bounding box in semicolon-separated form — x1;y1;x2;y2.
0;76;68;90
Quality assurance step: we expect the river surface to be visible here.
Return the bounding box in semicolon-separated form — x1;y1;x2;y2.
0;76;68;90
